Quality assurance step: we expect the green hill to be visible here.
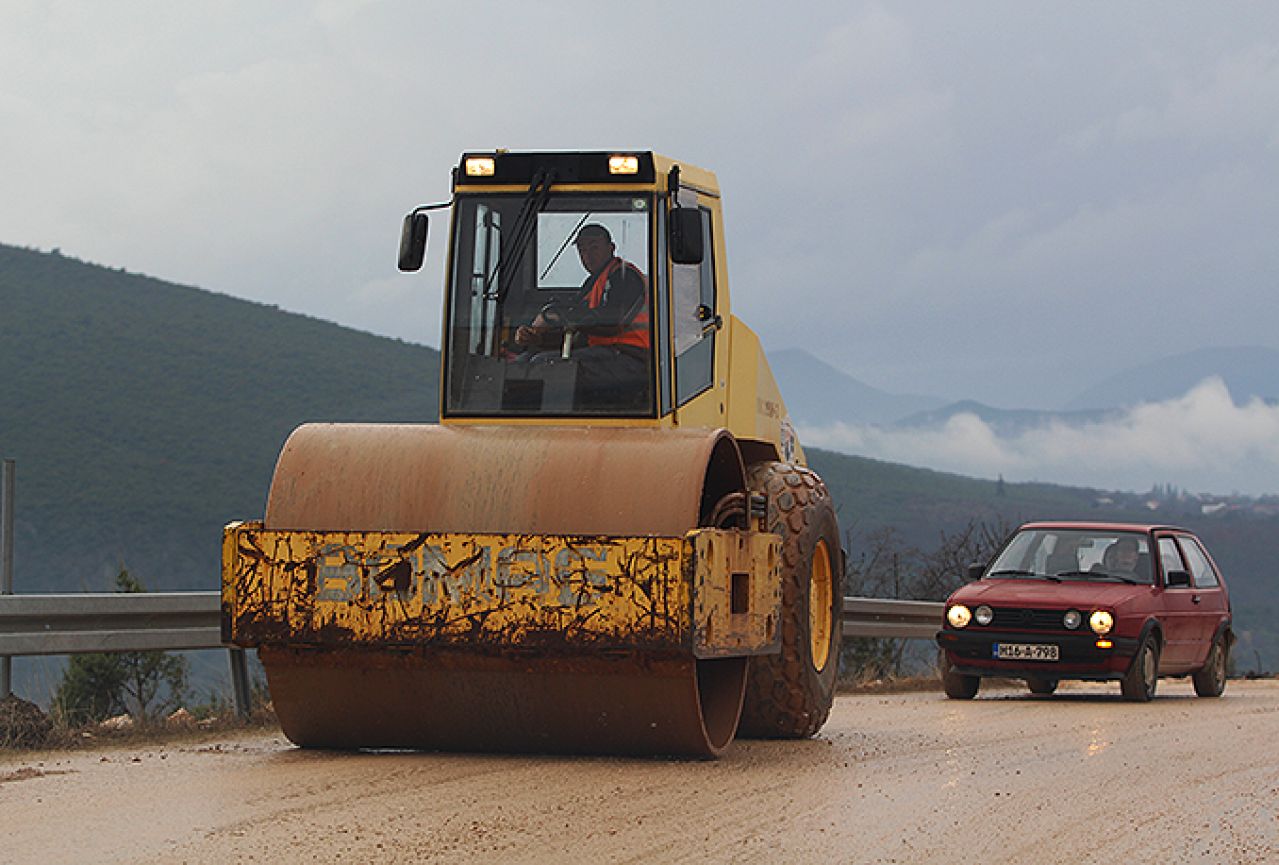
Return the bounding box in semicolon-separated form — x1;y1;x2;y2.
1;243;438;591
1;242;1273;670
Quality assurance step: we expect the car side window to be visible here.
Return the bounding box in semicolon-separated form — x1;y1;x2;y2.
1178;537;1220;588
1157;537;1186;586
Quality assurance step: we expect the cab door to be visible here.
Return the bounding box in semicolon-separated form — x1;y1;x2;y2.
1154;535;1199;671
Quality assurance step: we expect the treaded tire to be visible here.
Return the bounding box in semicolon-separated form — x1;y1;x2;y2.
1121;633;1159;702
942;656;979;700
1192;635;1228;698
736;462;843;738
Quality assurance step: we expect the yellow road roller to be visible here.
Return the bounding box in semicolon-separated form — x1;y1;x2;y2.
221;151;843;756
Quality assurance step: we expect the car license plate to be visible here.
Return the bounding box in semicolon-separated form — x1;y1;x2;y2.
994;643;1059;661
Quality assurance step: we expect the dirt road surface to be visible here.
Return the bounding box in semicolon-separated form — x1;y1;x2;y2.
3;679;1277;864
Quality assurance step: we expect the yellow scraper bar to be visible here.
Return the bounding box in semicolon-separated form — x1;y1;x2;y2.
222;522;780;658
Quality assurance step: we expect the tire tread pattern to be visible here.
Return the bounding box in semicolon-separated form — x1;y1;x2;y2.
737;462;843;738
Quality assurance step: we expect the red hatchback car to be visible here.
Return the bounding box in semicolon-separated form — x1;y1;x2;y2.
936;522;1233;701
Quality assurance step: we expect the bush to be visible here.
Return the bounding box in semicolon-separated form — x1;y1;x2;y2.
52;569;189;725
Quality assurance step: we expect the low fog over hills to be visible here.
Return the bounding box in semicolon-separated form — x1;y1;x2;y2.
778;346;1279;497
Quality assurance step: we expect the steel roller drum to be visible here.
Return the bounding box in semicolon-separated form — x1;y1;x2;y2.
258;423;750;756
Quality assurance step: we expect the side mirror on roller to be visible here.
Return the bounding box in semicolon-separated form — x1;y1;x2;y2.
669;207;704;265
398;213;429;272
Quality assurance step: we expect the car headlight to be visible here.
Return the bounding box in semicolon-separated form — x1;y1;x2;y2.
974;605;994;626
1089;610;1114;635
947;604;972;628
1063;609;1082;630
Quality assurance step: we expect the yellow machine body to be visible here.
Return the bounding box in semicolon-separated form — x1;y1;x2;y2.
223;523;779;658
221;152;832;757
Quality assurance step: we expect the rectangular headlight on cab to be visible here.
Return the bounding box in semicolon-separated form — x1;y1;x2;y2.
608;154;640;175
465;156;496;177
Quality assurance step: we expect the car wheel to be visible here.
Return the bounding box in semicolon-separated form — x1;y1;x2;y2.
1192;635;1228;698
1026;676;1058;696
941;656;979;700
1120;634;1159;702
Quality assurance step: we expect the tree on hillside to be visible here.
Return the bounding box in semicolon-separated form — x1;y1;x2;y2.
53;569;189;725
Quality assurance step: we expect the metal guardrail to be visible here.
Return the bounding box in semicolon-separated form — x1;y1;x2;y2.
1;593;943;654
0;592;222;656
0;590;942;721
842;597;944;640
0;591;251;718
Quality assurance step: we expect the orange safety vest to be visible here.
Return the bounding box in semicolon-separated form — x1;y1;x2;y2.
584;257;650;349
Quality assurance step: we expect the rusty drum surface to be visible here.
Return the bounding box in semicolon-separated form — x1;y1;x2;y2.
256;424;751;757
265;424;728;536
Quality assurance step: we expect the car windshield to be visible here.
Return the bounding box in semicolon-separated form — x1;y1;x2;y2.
444;192;655;418
986;529;1153;584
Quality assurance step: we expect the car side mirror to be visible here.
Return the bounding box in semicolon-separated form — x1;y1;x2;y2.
967;562;986;581
398;212;429;272
669;207;704;265
1165;569;1192;588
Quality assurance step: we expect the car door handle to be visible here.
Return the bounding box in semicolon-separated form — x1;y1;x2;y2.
1192;594;1202;604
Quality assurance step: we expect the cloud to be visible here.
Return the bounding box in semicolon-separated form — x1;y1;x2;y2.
801;378;1279;496
4;0;1279;406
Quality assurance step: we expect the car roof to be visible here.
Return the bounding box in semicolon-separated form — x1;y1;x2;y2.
1017;521;1192;534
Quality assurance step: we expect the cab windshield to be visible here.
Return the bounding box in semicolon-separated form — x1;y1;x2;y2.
444;193;655;417
986;529;1153;585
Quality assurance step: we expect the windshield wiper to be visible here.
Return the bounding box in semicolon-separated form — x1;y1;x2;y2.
1090;572;1141;584
539;212;592;280
1054;569;1098;579
988;569;1060;582
483;168;556;303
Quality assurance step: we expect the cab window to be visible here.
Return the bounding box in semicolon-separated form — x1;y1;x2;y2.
444;193;655;418
672;202;715;406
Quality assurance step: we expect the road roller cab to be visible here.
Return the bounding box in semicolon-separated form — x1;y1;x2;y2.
222;151;843;757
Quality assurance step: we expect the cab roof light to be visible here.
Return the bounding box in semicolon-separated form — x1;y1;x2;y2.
465;156;496;177
608;154;640;175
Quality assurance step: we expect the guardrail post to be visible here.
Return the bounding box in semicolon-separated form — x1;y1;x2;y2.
228;648;251;720
1;459;14;697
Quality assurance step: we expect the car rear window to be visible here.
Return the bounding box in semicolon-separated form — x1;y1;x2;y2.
1178;537;1220;588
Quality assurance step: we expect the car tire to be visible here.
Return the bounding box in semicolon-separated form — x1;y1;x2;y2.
1026;676;1058;696
1120;633;1159;702
941;656;979;700
737;462;843;738
1192;635;1228;698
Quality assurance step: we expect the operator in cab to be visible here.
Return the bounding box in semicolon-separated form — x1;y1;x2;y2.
512;224;650;403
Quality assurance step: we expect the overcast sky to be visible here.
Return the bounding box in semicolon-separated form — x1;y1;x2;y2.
6;2;1279;490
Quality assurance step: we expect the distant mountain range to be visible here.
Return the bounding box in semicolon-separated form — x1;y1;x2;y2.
772;345;1279;431
1063;345;1279;410
893;401;1117;434
768;349;946;425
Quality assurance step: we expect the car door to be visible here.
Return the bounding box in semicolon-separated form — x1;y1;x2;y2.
1154;535;1199;670
1175;534;1229;666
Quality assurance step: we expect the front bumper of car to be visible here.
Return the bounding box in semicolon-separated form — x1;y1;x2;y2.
936;628;1140;680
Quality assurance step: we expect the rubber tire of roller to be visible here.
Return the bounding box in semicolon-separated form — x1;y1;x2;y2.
737;462;843;738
